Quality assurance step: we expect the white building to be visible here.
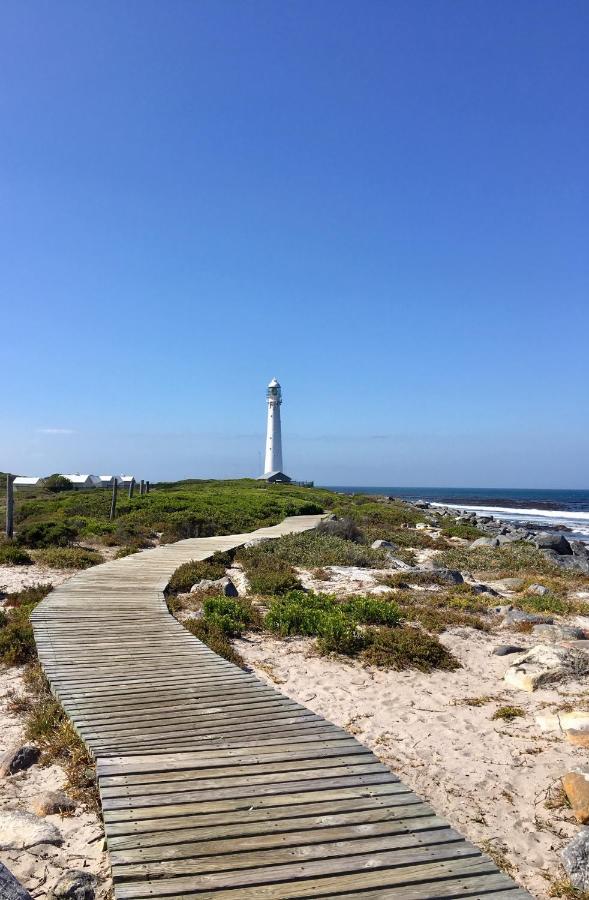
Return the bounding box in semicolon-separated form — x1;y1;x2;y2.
13;476;44;491
119;475;136;488
96;475;115;488
62;474;96;490
260;378;290;483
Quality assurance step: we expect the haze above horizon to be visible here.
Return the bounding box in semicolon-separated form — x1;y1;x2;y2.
2;1;587;487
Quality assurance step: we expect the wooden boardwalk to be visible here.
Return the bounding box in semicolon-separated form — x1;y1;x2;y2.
31;516;531;899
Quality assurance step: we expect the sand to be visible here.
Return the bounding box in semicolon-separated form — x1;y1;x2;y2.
236;622;584;899
0;564;112;898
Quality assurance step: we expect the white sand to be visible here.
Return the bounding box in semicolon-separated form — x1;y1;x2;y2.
0;564;72;594
236;624;584;899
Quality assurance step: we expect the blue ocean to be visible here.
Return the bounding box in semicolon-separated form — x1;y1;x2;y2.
325;487;589;542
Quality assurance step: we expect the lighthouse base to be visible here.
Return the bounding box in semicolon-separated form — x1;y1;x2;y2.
257;471;292;484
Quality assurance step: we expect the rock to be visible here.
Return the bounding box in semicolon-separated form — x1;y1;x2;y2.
493;644;525;657
534;532;573;554
566;730;589;748
413;500;429;509
563;770;589;823
536;710;589;733
190;576;238;597
0;745;40;777
384;555;413;571
501;609;553;627
504;645;589;692
472;583;499;596
31;791;76;817
541;549;579;570
477;515;493;524
0;863;33;899
527;583;549;596
532;624;585;642
497;534;522;545
562;827;589;890
0;810;62;850
49;870;96;900
371;539;396;550
487;577;525;592
471;537;499;548
408;567;464;584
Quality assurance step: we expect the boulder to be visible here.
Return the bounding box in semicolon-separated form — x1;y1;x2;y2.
541;549;580;570
497;534;522;545
31;791;76;817
534;532;572;555
501;609;553;627
493;644;525;657
0;810;62;850
413;500;429;509
536;710;589;733
0;863;33;900
488;577;525;592
504;645;589;692
0;744;40;777
567;730;589;748
532;624;585;642
49;871;96;900
385;555;413;571
563;770;589;823
477;516;494;524
408;567;463;584
371;540;396;550
562;827;589;890
527;583;549;596
190;576;238;597
471;537;499;548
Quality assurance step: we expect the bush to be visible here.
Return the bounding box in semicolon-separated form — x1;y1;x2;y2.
248;561;301;595
238;531;388;571
184;618;246;668
202;596;259;636
35;547;102;570
167;552;233;593
341;596;401;626
317;518;364;543
265;591;336;636
115;545;140;559
44;474;74;493
492;705;525;722
437;542;557;577
315;612;367;656
519;592;569;615
0;584;52;666
360;626;460;672
17;520;77;549
0;543;33;565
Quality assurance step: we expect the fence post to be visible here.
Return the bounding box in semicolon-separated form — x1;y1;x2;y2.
145;480;150;494
110;478;118;520
5;474;14;538
140;479;145;496
128;477;135;499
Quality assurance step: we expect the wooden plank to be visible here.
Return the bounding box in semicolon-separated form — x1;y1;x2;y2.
30;514;531;900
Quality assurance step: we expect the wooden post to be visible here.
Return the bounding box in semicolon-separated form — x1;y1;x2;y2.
140;479;145;496
145;480;150;494
128;477;135;499
5;473;14;539
110;478;118;520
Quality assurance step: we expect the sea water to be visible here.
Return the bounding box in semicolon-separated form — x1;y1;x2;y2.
325;487;589;542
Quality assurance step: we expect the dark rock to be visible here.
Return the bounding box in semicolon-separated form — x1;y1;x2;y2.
477;516;493;524
0;744;40;777
562;827;589;890
493;645;524;656
413;500;430;509
541;549;580;570
0;863;33;900
534;532;573;555
50;871;96;900
472;583;499;596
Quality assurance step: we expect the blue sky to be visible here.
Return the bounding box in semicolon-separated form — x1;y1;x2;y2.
1;1;587;487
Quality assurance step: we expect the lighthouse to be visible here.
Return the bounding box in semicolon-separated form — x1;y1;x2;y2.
261;378;290;482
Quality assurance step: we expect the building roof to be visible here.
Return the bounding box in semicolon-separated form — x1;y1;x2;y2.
62;474;93;484
119;474;135;482
98;475;114;481
14;476;43;485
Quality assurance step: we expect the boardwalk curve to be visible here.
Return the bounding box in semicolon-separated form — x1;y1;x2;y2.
32;516;530;899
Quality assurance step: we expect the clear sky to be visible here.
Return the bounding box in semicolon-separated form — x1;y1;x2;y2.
1;1;587;487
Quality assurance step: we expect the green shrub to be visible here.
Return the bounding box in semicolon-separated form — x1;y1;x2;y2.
202;596;259;636
35;547;102;569
17;520;77;549
341;596;401;626
184;618;246;668
441;523;485;540
437;542;557;577
115;545;140;559
0;584;52;666
248;561;301;595
238;531;388;571
492;705;525;722
315;612;367;656
167;552;232;593
317;518;364;543
0;543;33;565
360;626;460;672
44;474;74;493
265;591;337;636
519;592;569;615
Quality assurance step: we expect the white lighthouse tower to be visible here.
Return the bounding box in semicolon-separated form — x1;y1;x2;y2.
261;378;290;482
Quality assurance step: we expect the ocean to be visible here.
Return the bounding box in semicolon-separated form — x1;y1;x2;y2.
324;487;589;542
